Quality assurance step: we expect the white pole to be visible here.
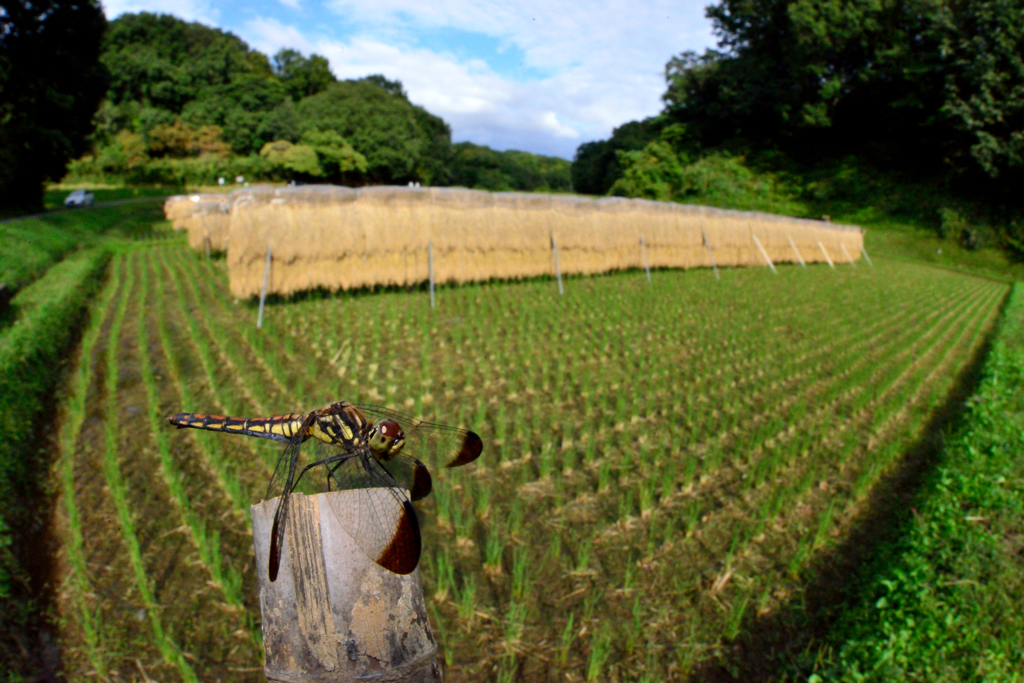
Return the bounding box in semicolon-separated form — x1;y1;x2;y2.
861;246;874;267
752;234;777;274
840;242;857;267
703;232;720;280
787;235;806;267
640;236;651;283
428;239;435;309
551;234;564;296
818;242;835;270
257;244;271;329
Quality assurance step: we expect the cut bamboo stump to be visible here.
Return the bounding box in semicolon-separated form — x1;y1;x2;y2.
251;492;441;683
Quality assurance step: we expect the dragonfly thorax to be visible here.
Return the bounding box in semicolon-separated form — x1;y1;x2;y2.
368;419;405;461
308;412;359;445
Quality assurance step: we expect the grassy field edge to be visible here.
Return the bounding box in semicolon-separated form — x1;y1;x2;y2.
805;283;1024;681
0;247;110;678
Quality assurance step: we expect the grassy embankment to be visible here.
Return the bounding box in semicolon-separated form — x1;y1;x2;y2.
0;196;167;290
0;248;109;672
799;283;1024;681
0;197;174;678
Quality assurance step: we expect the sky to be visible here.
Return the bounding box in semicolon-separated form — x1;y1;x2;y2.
100;0;719;159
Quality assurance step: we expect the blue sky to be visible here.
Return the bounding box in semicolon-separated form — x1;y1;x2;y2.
100;0;718;159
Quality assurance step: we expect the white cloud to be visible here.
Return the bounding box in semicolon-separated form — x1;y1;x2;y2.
277;0;301;8
540;112;580;140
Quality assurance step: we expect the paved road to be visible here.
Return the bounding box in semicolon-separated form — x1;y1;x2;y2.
1;195;168;224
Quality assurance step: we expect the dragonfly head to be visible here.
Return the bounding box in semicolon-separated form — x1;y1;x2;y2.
368;419;405;460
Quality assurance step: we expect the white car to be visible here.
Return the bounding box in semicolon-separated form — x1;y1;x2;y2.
64;189;95;207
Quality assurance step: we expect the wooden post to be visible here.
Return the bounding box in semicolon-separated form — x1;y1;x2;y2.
251;493;441;683
702;232;720;280
861;246;874;267
818;241;835;270
257;244;272;329
205;234;211;260
840;242;857;267
787;235;806;268
428;239;435;309
752;234;777;274
551;233;564;296
640;236;651;283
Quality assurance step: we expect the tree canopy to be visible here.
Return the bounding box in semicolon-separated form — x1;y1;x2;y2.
66;12;468;187
449;142;572;192
661;0;1024;194
0;0;107;209
574;0;1024;204
2;10;570;196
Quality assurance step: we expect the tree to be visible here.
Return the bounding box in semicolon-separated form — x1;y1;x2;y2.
273;48;336;101
449;142;572;192
659;0;1024;195
571;118;664;195
296;78;451;184
934;0;1024;185
0;0;107;208
97;13;279;154
260;130;368;182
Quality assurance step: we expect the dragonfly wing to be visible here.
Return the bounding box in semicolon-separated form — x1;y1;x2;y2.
383;454;432;501
322;454;422;574
355;405;483;469
267;413;317;583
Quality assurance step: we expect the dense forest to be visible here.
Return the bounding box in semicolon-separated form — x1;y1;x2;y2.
575;0;1024;198
0;9;570;206
572;0;1024;250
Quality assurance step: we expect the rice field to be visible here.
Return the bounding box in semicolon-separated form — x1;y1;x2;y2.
53;239;1006;682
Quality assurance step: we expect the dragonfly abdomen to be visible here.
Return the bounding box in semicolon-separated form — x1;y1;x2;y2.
167;412;306;443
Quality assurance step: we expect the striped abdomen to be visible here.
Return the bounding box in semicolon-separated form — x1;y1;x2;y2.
167;412;308;443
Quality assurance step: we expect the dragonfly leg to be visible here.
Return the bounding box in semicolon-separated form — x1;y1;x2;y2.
293;453;357;490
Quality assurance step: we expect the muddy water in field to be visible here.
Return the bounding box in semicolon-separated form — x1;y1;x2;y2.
52;244;1008;683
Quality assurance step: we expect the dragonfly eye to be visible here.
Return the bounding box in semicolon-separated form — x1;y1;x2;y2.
369;419;405;457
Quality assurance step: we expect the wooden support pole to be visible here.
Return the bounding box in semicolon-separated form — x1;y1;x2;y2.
861;246;874;267
551;233;564;296
640;236;651;283
257;244;272;329
752;234;777;274
428;239;435;309
702;232;720;280
787;235;806;267
818;241;836;270
251;493;441;683
840;242;857;267
205;234;211;260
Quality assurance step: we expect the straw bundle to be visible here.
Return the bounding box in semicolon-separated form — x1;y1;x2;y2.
163;193;224;230
225;185;864;298
180;198;232;251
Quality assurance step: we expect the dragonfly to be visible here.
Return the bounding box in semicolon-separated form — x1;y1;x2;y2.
167;401;482;581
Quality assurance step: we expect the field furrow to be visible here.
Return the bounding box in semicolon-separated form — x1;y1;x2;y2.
138;251;263;654
51;241;1009;682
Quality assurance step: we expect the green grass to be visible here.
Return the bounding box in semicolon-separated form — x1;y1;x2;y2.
0;200;169;289
0;247;109;673
801;283;1024;682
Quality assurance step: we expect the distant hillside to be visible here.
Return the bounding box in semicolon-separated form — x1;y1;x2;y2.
66;12;566;191
449;142;571;193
